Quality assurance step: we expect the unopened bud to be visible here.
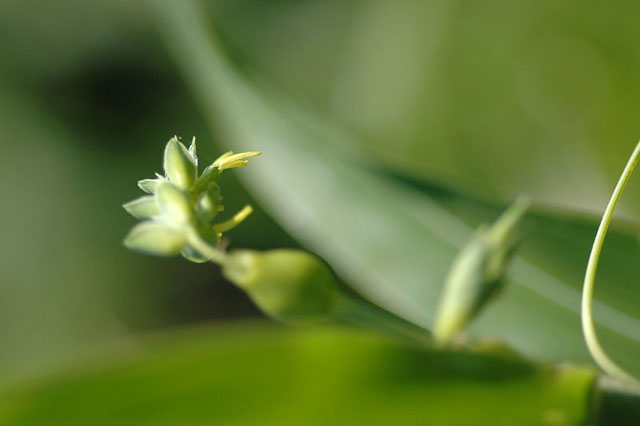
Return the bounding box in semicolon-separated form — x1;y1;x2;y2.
222;249;342;324
196;182;222;221
433;197;530;345
163;137;197;190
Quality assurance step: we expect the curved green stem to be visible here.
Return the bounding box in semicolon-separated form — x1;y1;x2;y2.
186;228;228;265
582;140;640;385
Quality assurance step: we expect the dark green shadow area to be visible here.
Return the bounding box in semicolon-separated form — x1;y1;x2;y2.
0;322;594;426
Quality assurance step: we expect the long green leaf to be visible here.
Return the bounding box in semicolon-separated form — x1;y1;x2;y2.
0;323;596;426
152;0;640;373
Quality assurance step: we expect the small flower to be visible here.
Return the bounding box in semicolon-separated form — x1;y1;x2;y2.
123;136;260;259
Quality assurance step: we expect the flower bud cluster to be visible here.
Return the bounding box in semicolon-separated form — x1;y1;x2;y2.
122;138;434;335
123;136;260;261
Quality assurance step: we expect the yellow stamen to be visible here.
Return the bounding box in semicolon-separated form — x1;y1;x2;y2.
213;205;253;233
220;160;248;170
214;151;234;163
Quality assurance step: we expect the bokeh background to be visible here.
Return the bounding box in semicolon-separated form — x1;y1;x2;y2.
2;0;640;423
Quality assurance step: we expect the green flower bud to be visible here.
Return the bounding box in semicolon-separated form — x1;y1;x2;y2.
155;182;194;225
123;195;160;220
433;197;530;345
222;249;343;324
163;137;197;190
124;136;261;265
196;182;222;221
123;221;187;256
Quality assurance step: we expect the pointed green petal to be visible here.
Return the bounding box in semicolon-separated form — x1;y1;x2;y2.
123;221;186;256
188;137;198;166
163;136;197;189
123;195;160;220
137;179;161;194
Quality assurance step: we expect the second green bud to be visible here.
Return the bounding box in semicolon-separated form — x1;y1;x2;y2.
222;249;343;324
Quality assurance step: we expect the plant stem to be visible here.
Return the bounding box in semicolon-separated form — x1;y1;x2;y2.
186;228;228;265
335;295;432;345
582;140;640;385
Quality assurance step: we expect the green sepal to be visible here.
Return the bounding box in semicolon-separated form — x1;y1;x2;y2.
137;179;161;194
163;137;197;190
155;182;194;225
123;221;187;256
188;137;198;166
122;195;160;220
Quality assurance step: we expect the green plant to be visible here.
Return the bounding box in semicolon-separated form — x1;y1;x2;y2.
118;1;640;423
124;138;430;340
123;136;259;261
121;135;640;424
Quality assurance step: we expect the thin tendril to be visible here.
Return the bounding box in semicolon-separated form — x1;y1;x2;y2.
582;139;640;385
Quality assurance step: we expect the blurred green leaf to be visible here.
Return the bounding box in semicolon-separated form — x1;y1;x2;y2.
0;323;595;426
204;0;640;214
154;0;640;374
0;0;302;387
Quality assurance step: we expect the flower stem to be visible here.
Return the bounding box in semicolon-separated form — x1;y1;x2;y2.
186;228;228;265
335;295;432;345
582;140;640;385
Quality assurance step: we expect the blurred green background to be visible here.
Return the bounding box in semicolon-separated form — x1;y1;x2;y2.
2;0;640;423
